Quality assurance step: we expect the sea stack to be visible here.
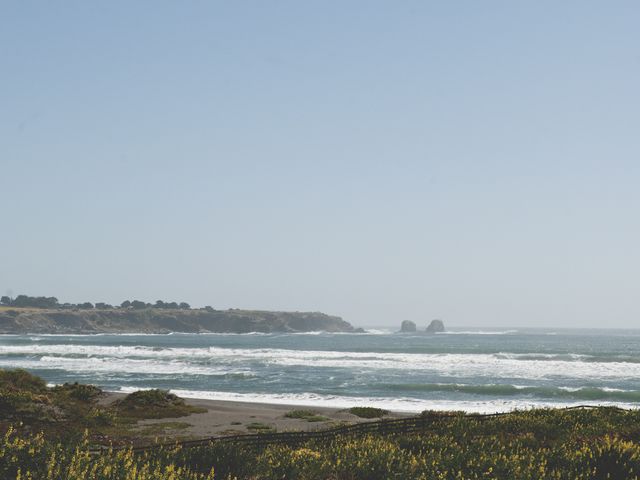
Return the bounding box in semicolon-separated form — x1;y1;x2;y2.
426;319;445;334
400;320;417;333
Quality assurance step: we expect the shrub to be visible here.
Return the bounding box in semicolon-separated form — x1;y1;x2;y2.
86;408;116;427
0;390;53;421
258;446;330;479
114;389;206;419
0;370;53;422
175;441;257;479
284;409;329;422
348;406;389;418
246;422;275;432
0;369;47;393
52;382;102;402
119;389;182;408
0;428;215;480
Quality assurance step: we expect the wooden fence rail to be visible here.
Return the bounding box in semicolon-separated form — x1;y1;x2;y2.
89;405;625;455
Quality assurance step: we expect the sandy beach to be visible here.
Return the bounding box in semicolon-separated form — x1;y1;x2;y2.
101;392;412;440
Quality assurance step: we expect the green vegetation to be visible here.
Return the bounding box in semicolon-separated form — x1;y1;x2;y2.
284;409;329;423
0;370;111;428
0;294;194;310
113;389;205;420
52;382;102;402
5;370;640;478
0;370;204;444
246;422;276;432
153;408;640;479
0;303;354;334
135;422;192;436
0;427;214;480
2;294;60;309
4;407;640;478
0;368;48;392
348;406;388;418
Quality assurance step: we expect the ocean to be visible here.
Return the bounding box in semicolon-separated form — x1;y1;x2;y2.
1;328;640;413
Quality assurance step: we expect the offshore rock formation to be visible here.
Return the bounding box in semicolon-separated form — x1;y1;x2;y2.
400;320;417;332
0;308;356;334
426;319;445;334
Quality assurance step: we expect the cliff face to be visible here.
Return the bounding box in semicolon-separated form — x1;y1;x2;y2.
0;308;355;334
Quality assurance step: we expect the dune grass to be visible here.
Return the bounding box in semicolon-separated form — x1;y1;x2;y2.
246;422;276;433
347;406;388;418
284;409;329;422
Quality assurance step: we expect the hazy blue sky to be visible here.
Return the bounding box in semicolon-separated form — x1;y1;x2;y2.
1;1;639;328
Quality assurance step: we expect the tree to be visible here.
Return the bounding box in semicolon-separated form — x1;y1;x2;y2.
79;302;94;309
131;300;146;309
0;296;10;306
179;302;190;310
12;295;58;309
155;300;166;308
120;300;131;308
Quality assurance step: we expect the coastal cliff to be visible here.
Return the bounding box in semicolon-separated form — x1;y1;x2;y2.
0;308;356;334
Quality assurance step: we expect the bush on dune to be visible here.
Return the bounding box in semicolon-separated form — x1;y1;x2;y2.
348;406;388;418
52;382;102;402
0;369;47;393
114;389;205;419
0;369;54;422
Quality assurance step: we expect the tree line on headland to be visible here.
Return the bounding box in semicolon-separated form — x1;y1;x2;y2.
0;294;207;311
0;295;354;334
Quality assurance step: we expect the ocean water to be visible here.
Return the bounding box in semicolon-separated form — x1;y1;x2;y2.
1;328;640;413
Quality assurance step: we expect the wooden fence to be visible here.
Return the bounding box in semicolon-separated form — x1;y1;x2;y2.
89;404;625;455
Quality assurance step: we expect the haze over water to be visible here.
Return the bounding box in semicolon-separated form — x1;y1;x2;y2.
2;328;640;413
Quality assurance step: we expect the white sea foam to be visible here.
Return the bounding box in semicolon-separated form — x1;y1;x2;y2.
1;344;639;381
25;333;171;337
113;387;640;414
0;355;253;376
437;330;519;335
4;331;640;413
365;329;394;335
495;352;590;361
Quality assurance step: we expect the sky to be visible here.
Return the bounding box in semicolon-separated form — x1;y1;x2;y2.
1;1;639;328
